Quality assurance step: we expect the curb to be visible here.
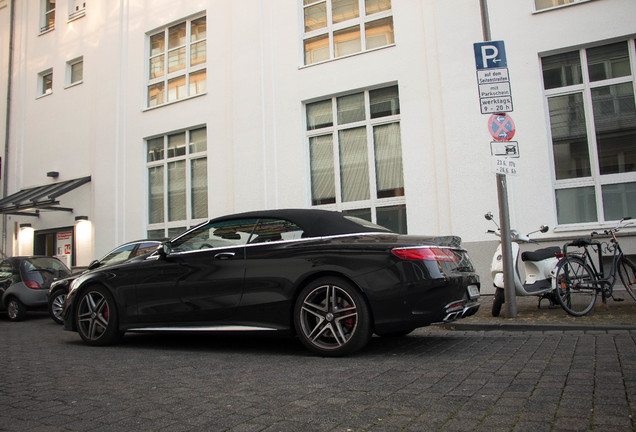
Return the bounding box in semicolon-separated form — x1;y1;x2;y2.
439;322;636;332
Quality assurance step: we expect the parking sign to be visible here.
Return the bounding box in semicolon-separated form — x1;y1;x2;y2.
473;41;507;70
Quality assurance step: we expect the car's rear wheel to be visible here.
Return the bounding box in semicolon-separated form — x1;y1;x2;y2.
48;289;67;324
76;286;122;346
294;277;371;357
7;298;26;321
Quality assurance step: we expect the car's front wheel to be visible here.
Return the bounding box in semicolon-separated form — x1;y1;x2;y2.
76;286;122;346
492;287;504;317
48;289;67;324
7;297;26;321
294;277;372;357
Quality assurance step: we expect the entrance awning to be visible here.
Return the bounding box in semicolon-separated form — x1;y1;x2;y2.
0;176;91;216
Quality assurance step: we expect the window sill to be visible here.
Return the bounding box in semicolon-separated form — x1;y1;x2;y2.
299;44;395;70
68;10;86;23
532;0;594;14
143;91;207;112
36;91;53;100
552;221;636;234
65;81;83;90
39;27;55;36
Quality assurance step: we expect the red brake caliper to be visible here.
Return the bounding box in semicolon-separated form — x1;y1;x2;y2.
342;302;355;329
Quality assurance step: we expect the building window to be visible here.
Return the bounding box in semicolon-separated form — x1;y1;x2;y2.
542;39;636;225
38;69;53;97
305;85;407;233
302;0;394;66
66;57;83;87
146;127;208;238
68;0;86;21
147;15;207;108
40;0;55;33
534;0;592;11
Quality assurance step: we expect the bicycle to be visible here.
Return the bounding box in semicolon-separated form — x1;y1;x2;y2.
553;217;636;316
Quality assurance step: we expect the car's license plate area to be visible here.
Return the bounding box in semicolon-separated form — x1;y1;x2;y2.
467;285;480;299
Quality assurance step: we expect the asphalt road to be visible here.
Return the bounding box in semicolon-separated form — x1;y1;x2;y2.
0;312;634;432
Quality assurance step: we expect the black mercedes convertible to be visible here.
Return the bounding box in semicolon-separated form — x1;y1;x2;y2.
63;209;480;356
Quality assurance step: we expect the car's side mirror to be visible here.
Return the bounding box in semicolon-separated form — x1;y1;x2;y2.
158;242;172;259
87;260;101;270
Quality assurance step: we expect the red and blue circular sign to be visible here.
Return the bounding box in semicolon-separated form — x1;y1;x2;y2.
488;114;516;141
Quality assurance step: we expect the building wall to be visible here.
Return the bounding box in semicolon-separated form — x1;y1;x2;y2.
1;1;636;292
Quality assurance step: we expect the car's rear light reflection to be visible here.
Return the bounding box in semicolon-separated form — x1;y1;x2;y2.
25;281;42;289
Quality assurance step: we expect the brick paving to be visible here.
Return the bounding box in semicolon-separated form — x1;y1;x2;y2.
0;309;634;432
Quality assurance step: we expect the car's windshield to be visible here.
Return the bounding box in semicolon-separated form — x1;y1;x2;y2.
100;244;136;266
21;258;71;286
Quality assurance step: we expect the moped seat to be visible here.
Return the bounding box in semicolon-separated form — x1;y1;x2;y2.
521;246;561;262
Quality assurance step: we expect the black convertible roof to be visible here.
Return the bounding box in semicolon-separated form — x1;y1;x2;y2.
210;208;392;238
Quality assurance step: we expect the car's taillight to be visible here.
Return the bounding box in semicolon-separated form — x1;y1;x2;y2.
392;247;458;262
24;281;42;289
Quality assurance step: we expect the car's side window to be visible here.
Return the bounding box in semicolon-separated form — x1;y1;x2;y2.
248;219;304;244
134;242;161;257
171;219;259;252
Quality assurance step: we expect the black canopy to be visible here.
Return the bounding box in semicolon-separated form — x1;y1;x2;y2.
0;176;91;216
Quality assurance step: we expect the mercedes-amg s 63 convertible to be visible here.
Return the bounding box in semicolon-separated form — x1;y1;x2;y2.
63;209;480;356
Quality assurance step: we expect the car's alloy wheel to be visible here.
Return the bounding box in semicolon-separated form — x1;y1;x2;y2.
294;278;371;356
7;298;26;321
76;286;121;346
48;290;67;324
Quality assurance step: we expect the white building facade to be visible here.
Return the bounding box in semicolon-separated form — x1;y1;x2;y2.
1;0;635;290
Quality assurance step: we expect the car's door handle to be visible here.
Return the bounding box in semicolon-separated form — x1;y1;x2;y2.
214;252;235;260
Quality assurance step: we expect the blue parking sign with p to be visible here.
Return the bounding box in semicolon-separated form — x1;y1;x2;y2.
474;41;507;70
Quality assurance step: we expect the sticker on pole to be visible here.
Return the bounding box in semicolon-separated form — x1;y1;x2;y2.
488;114;515;141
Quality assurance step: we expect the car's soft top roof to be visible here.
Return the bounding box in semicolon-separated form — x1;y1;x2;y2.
210;208;393;238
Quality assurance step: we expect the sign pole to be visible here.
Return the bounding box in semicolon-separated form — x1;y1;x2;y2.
479;0;517;317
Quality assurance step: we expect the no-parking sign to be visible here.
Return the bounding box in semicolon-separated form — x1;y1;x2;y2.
488;114;515;141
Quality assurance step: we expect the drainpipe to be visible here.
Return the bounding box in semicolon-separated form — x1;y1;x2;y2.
2;0;15;257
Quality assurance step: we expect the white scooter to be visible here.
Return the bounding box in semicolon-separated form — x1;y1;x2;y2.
485;212;561;317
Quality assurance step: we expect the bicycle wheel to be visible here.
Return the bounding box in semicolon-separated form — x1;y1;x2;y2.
617;257;636;302
554;255;597;316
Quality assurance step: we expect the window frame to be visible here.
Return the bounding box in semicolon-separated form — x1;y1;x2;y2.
40;0;55;34
145;13;207;109
66;57;84;88
543;39;636;228
37;69;53;98
301;0;395;67
68;0;86;22
146;126;209;238
304;84;406;231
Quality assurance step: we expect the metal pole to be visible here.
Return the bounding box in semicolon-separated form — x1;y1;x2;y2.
480;0;516;317
2;0;16;257
496;174;517;317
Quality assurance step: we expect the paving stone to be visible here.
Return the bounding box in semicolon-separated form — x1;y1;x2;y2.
1;311;635;431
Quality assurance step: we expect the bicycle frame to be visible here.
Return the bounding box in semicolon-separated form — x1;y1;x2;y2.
562;222;628;300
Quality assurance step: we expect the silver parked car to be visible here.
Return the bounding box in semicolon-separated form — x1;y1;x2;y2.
0;256;72;321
